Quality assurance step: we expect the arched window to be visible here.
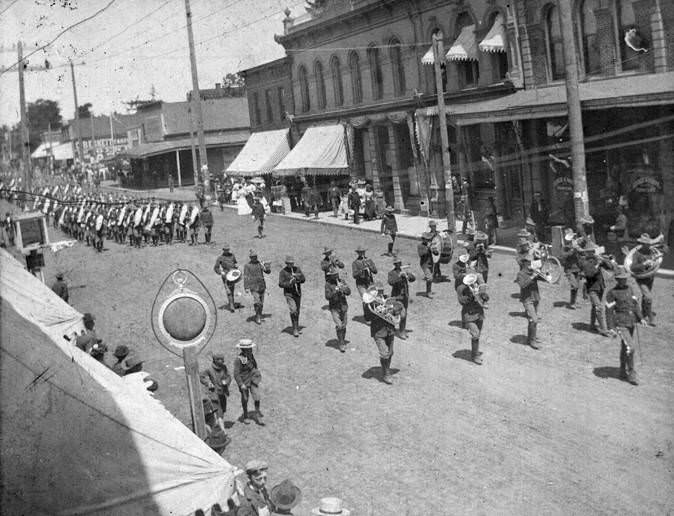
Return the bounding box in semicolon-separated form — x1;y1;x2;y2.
298;65;310;112
330;56;344;106
579;0;601;75
348;51;362;104
545;4;565;80
367;45;383;100
314;61;327;109
389;38;406;96
252;92;261;125
617;0;642;71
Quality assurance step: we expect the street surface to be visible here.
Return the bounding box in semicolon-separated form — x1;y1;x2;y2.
13;203;674;515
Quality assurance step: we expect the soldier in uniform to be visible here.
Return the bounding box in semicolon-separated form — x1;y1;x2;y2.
380;206;398;256
351;245;377;318
418;232;434;298
199;353;231;432
233;338;263;425
388;255;414;339
188;205;200;245
176;203;186;243
560;231;583;309
516;254;551;349
629;233;666;327
452;252;470;290
325;269;351;352
367;285;403;385
465;231;491;282
457;273;489;364
579;243;615;337
201;205;214;244
51;272;69;303
605;267;646;385
251;196;266;239
243;250;271;325
427;220;442;280
278;256;306;337
214;244;239;312
320;247;344;279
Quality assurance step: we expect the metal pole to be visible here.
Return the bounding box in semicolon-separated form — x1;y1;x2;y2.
182;345;207;439
432;31;456;240
70;60;84;170
557;0;590;228
184;0;209;196
176;149;182;187
18;41;32;191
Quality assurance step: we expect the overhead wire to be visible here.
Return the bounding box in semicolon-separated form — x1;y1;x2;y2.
0;0;20;18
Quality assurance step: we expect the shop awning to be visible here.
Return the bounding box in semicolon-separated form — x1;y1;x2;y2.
273;124;348;176
122;131;248;159
416;71;674;125
30;143;50;159
446;25;478;62
479;14;506;53
52;142;73;161
226;129;290;177
421;45;435;65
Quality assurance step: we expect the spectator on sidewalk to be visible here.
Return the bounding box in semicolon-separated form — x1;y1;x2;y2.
328;181;342;217
51;272;69;303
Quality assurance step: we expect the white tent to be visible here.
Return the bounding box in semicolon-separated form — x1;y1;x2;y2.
0;249;238;515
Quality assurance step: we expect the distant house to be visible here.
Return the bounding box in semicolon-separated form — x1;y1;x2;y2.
61;113;140;163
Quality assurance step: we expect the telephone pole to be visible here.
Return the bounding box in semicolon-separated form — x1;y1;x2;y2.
184;0;209;195
432;31;456;239
70;60;84;169
557;0;590;227
18;41;32;190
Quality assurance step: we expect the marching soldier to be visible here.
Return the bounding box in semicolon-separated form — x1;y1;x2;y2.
427;220;442;280
605;267;646;385
380;206;398;256
201;205;214;243
579;242;615;337
465;231;491;282
278;256;306;337
325;269;351;352
628;233;667;327
418;232;434;298
388;255;414;339
516;254;551;349
352;245;377;318
560;231;583;309
233;338;263;425
457;273;489;364
320;247;344;279
214;244;239;312
251;196;266;238
243;250;271;325
367;284;403;385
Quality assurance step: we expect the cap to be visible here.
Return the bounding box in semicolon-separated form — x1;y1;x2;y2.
322;247;333;255
236;338;256;349
392;255;402;264
428;220;437;227
82;313;95;322
212;352;225;361
222;244;230;251
113;345;129;359
245;460;268;475
249;249;258;257
355;245;366;253
284;255;295;264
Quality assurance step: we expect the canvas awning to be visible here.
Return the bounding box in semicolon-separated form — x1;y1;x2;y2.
0;248;238;515
122;131;249;159
30;143;50;159
479;13;506;53
273;124;348;176
421;45;435;65
52;142;73;161
226;129;290;177
446;25;478;62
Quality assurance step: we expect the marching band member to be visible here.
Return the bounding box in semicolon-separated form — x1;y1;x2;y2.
233;338;263;425
325;268;351;352
456;272;489;365
452;252;471;290
380;206;398;256
188;204;200;245
418;232;434;298
351;245;377;318
605;267;645;386
252;196;266;239
516;254;551;350
320;247;344;279
427;220;442;280
243;250;271;325
579;243;615;337
214;244;239;313
388;255;414;339
628;233;667;327
560;231;583;309
278;256;306;337
465;231;491;282
200;205;214;244
367;283;403;385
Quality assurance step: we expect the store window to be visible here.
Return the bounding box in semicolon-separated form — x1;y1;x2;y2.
367;44;383;100
298;65;310;112
545;4;565;80
389;38;406;96
330;56;344;106
315;61;327;109
348;51;362;104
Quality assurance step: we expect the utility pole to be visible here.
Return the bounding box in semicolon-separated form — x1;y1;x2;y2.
184;0;209;196
18;41;32;190
432;31;456;240
70;60;84;170
557;0;590;227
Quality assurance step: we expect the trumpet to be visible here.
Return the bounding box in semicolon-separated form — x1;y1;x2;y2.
335;278;349;293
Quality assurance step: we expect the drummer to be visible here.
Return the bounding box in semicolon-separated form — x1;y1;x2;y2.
214;244;239;312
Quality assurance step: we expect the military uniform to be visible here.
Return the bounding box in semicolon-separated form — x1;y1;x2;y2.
388;260;414;338
380;208;398;256
370;306;398;384
465;240;490;282
233;340;262;423
580;250;614;336
352;249;377;316
252;201;265;238
418;236;434;297
457;276;489;364
560;240;582;308
325;272;351;352
320;248;344;279
630;241;659;326
51;276;69;303
516;261;546;349
214;248;238;312
243;254;271;324
201;207;214;243
606;275;643;385
278;259;306;337
200;360;232;416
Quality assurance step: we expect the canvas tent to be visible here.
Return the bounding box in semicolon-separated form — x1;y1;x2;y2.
0;248;238;515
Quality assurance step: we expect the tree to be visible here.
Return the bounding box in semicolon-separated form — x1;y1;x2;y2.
78;103;93;118
26;98;62;151
221;72;245;97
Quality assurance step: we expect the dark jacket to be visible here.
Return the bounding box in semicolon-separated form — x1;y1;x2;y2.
278;265;306;296
233;354;261;388
517;269;543;303
388;269;413;301
561;245;581;273
606;285;642;328
321;255;344;278
457;284;488;322
352;257;377;286
418;243;433;268
199;363;231;397
347;190;361;209
200;209;214;226
244;261;271;292
465;242;489;275
380;213;398;235
51;279;69;302
325;280;351;310
251;203;265;221
214;253;237;275
236;483;275;516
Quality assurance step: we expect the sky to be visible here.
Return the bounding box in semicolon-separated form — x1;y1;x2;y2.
0;0;303;126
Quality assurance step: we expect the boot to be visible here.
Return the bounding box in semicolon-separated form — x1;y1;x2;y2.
528;322;539;349
619;346;627;380
380;358;392;384
597;308;611;337
569;289;578;309
338;328;346;352
227;294;235;313
254;305;262;325
240;400;250;424
291;314;299;337
385;242;393;256
471;338;482;365
254;400;263;418
626;352;638;385
296;312;303;334
590;306;597;330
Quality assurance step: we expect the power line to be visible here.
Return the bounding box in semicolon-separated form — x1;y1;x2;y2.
0;0;118;77
0;0;19;18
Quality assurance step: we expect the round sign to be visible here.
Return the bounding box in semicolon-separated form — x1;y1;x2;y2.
162;297;207;341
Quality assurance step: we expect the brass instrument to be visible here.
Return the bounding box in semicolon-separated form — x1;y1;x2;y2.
362;286;402;326
335;278;349;294
289;266;301;295
469;282;489;307
624;244;665;279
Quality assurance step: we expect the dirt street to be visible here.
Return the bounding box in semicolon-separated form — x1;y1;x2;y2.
14;204;674;515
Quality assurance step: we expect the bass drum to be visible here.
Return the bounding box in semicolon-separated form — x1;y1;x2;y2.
624;246;663;279
431;233;454;264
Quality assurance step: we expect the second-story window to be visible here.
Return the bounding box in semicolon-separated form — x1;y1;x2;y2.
579;0;601;75
330;56;344;106
265;89;274;123
367;45;383;100
298;65;310;112
252;92;261;125
389;38;406;96
277;86;286;119
349;51;362;104
315;61;327;109
545;4;565;80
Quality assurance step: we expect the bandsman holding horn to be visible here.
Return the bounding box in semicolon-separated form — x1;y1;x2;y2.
325;268;351;352
457;272;489;365
320;247;344;279
626;233;668;327
214;244;239;313
516;254;551;350
366;283;404;384
352;245;377;318
244;250;271;325
278;256;306;337
579;242;615;337
388;255;415;340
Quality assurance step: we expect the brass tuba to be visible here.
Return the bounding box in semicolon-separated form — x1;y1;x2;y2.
362;286;402;326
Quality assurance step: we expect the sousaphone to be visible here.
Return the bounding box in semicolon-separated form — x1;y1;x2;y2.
624;237;665;279
362;286;402;326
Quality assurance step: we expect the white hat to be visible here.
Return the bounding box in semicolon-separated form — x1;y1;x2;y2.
236;338;256;349
458;253;469;263
312;497;351;516
463;273;478;286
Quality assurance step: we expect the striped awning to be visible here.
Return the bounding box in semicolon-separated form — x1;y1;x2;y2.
226;129;290;177
273;124;348;177
421;45;435;65
446;25;478;62
479;14;506;53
